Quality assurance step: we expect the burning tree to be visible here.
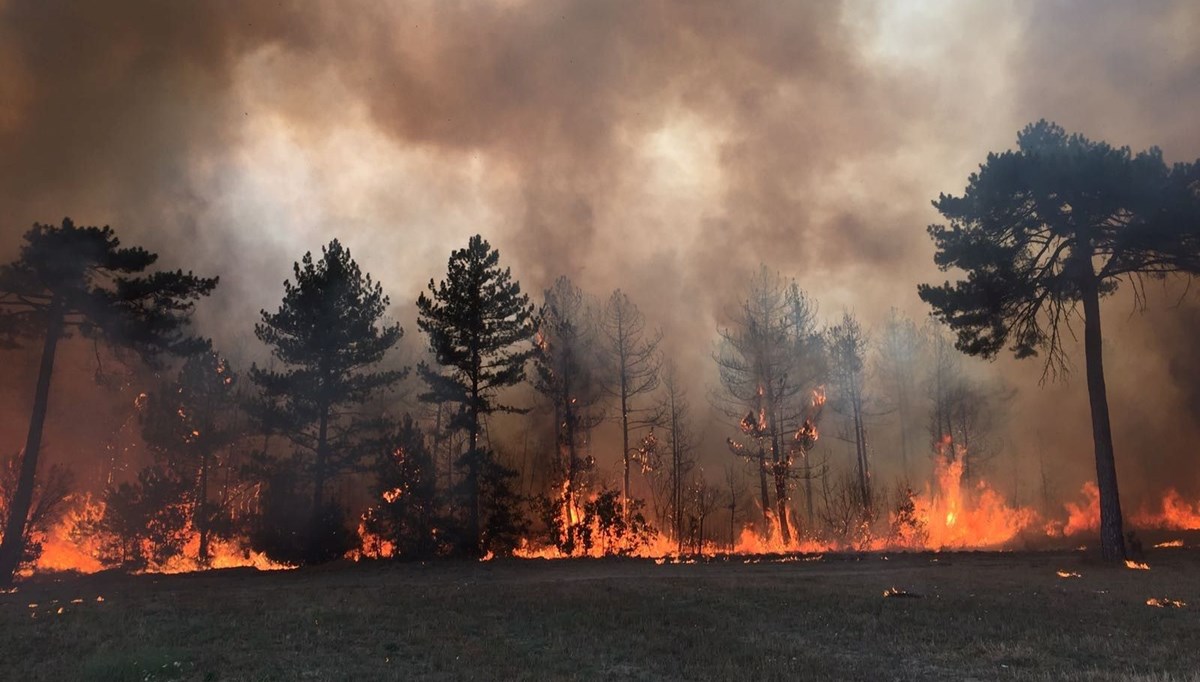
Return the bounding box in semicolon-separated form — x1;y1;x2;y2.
361;415;444;559
0;218;216;586
597;289;662;518
716;268;823;544
251;239;406;565
919;120;1200;560
533;276;604;553
0;452;73;574
417;235;536;557
140;350;243;565
85;465;191;570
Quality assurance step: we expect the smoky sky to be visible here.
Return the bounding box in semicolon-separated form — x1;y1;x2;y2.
2;0;1199;505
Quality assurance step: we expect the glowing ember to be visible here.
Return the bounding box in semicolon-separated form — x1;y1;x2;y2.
1124;560;1150;571
1055;570;1081;578
1146;597;1186;608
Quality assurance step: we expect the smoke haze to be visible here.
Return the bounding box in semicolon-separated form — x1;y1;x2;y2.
2;0;1198;505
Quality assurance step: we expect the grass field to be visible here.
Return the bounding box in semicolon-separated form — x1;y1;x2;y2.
2;547;1199;681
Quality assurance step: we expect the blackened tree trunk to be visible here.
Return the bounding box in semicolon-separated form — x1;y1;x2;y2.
0;301;63;585
1081;275;1125;561
197;449;211;564
766;390;791;545
309;404;330;561
467;373;481;555
756;446;770;535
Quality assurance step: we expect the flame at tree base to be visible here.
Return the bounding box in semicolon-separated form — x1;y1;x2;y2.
12;449;1200;576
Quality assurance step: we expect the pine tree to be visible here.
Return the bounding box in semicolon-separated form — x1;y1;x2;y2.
141;350;241;564
251;239;406;564
416;235;535;556
0;218;216;586
919;121;1200;560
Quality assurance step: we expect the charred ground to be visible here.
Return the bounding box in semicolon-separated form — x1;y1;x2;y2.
3;546;1199;681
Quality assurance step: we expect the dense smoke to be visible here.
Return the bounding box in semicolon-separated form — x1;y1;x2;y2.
1;0;1198;506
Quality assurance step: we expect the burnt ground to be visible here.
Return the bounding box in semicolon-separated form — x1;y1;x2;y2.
1;547;1199;681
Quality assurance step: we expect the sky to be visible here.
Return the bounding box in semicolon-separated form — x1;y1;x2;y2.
1;0;1198;504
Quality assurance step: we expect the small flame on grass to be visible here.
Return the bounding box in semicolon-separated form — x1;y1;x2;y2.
1124;560;1150;570
1055;570;1081;578
1153;540;1183;548
1146;597;1186;608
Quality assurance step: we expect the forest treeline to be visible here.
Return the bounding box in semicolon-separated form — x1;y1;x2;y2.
0;121;1197;582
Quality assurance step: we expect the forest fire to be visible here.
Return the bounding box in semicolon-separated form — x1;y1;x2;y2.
893;456;1037;550
14;452;1200;576
21;496;288;577
1132;490;1200;530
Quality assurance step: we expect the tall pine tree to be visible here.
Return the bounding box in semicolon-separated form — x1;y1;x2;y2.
417;235;535;556
251;240;406;564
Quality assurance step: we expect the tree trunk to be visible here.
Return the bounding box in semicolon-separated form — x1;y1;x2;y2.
309;403;329;562
898;390;910;481
766;389;791;545
756;445;771;535
1081;276;1126;561
852;398;871;513
803;451;814;529
0;300;64;586
468;378;482;557
621;387;630;522
198;449;211;565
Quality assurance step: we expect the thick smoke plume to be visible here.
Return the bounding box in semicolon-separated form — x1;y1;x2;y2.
1;0;1198;505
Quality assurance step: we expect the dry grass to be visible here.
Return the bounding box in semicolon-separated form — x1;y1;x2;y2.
2;548;1199;681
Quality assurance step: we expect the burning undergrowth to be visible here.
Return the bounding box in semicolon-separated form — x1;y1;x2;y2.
11;438;1200;579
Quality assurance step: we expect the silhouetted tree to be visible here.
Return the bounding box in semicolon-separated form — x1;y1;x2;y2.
925;322;963;459
874;309;925;479
88;465;191;570
918;121;1200;560
141;350;241;564
597;289;662;518
533;276;603;549
361;415;444;559
0;218;216;585
827;312;872;515
251;239;406;564
0;452;73;574
658;363;695;552
416;235;536;556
